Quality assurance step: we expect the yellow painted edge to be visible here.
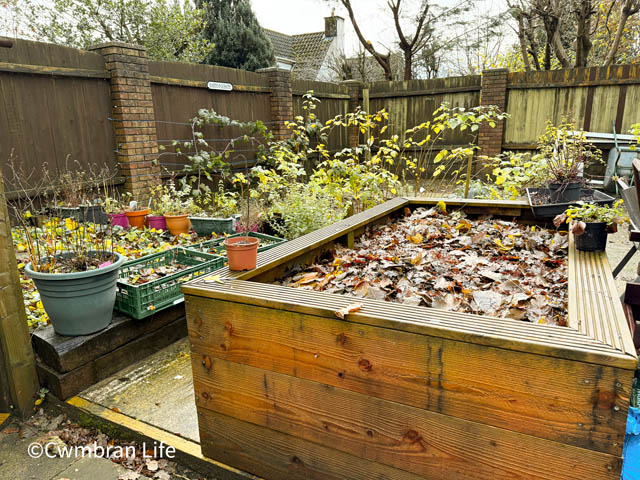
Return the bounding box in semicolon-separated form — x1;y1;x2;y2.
0;413;10;427
66;397;261;479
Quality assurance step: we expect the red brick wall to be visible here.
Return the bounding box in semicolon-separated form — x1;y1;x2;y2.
478;68;508;158
89;42;160;200
259;67;294;141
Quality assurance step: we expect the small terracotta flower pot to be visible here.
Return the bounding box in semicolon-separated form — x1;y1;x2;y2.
225;236;259;271
125;209;149;229
164;214;191;236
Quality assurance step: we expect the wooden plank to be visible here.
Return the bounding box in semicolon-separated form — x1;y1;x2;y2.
192;357;623;480
368;85;480;98
0;170;39;416
32;305;185;373
150;75;270;93
0;61;108;78
37;316;187;399
186;297;629;455
183;279;636;369
198;409;425;480
569;234;637;357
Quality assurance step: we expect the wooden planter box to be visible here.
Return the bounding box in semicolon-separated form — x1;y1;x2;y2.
183;198;637;480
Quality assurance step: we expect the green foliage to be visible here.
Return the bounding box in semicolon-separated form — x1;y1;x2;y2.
537;120;602;185
267;183;345;240
483;152;550;200
198;0;274;71
559;199;628;226
24;0;212;63
632;123;640;149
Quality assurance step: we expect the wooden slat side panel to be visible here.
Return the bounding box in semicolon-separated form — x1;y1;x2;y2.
569;234;637;356
192;357;622;480
186;297;629;455
198;410;425;480
183;280;637;369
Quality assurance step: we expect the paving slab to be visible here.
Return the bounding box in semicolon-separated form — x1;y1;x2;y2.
80;338;199;442
53;456;150;480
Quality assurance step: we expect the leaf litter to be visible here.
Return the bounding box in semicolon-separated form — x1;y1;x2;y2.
277;207;569;326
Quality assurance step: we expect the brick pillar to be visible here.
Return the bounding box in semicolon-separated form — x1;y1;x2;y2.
258;67;293;140
89;42;160;200
342;80;363;148
478;68;508;158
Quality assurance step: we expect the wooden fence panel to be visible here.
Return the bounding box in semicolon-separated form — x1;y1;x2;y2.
368;76;481;147
292;79;349;154
150;61;272;173
0;40;115;193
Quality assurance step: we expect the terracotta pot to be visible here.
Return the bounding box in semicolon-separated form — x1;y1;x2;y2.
125;209;149;229
225;236;259;271
164;214;191;236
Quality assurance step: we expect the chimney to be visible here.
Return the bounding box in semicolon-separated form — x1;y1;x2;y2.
325;12;344;39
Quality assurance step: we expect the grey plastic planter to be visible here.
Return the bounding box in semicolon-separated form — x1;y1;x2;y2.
26;252;125;336
189;216;236;236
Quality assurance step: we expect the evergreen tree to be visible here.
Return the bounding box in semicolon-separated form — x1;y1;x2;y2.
198;0;275;70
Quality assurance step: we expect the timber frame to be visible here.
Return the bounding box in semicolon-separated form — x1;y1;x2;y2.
183;197;638;480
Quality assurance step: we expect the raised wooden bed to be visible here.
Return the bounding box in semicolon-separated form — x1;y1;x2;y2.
183;197;637;480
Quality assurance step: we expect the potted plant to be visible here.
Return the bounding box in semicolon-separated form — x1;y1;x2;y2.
124;194;150;229
104;195;129;228
147;184;168;231
162;180;194;236
225;173;261;270
18;213;125;336
189;181;239;236
554;200;628;252
537;121;602;203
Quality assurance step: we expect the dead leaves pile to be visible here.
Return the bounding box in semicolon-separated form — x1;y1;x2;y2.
124;264;190;285
279;207;569;326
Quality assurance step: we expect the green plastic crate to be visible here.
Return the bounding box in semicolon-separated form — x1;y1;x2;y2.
185;232;286;256
115;247;224;319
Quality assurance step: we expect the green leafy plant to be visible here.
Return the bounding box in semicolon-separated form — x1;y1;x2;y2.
632;123;640;149
554;199;628;235
481;152;550;200
537;120;602;186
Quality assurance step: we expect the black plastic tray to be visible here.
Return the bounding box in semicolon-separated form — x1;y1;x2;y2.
526;188;615;219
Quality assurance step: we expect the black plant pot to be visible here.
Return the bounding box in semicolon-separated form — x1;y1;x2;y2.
575;222;608;252
550;181;582;203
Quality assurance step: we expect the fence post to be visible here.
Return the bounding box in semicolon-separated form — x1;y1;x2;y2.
89;42;160;201
0;170;39;417
258;67;294;141
477;68;508;162
341;80;363;148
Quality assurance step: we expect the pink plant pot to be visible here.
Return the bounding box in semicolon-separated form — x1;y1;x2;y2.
108;213;129;228
147;215;167;231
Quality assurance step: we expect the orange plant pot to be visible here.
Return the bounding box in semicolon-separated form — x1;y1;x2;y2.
164;214;191;236
125;209;149;229
224;236;259;271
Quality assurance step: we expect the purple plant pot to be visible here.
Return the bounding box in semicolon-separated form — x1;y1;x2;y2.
108;213;129;228
147;215;167;231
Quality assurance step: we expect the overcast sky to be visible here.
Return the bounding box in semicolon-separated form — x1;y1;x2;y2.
250;0;511;56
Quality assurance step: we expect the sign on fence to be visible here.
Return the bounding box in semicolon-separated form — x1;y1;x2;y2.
207;81;233;92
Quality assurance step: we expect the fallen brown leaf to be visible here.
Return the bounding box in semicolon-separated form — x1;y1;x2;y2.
334;303;363;319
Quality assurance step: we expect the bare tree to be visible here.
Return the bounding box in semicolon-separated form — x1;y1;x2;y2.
508;0;640;69
334;0;470;81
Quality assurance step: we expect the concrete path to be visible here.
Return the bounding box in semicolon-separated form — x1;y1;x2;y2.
80;338;199;443
0;414;150;480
